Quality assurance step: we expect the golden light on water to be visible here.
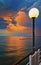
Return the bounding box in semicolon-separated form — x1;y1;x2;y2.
29;8;39;18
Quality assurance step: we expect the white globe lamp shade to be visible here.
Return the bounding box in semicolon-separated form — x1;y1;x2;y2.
29;8;39;18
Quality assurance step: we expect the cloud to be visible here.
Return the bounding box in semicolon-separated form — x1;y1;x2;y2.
0;18;8;29
0;11;18;26
0;0;41;36
14;11;32;27
0;29;11;34
0;10;32;33
6;23;32;33
0;29;12;36
12;20;17;26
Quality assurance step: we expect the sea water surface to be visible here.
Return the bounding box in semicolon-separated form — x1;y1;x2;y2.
0;36;41;65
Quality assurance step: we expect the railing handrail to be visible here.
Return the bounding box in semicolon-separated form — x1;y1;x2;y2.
12;46;41;65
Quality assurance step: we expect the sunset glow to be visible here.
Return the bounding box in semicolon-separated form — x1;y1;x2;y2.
0;0;41;65
0;0;41;36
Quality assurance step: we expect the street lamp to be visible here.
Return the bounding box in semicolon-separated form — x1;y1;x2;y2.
29;8;39;51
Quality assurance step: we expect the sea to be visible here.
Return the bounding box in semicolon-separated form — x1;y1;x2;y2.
0;36;41;65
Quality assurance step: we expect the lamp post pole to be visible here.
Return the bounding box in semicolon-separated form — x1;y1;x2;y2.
28;8;39;51
32;17;35;51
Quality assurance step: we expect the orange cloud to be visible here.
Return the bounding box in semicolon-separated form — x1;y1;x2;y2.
0;29;11;34
14;11;28;25
0;10;32;34
3;16;12;23
0;11;17;23
6;22;32;34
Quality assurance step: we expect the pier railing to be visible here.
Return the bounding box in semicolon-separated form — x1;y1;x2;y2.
26;49;40;65
12;46;41;65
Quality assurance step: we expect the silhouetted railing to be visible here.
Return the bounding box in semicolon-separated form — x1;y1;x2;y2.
12;46;41;65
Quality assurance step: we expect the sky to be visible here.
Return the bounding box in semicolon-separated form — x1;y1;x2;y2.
0;0;41;36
